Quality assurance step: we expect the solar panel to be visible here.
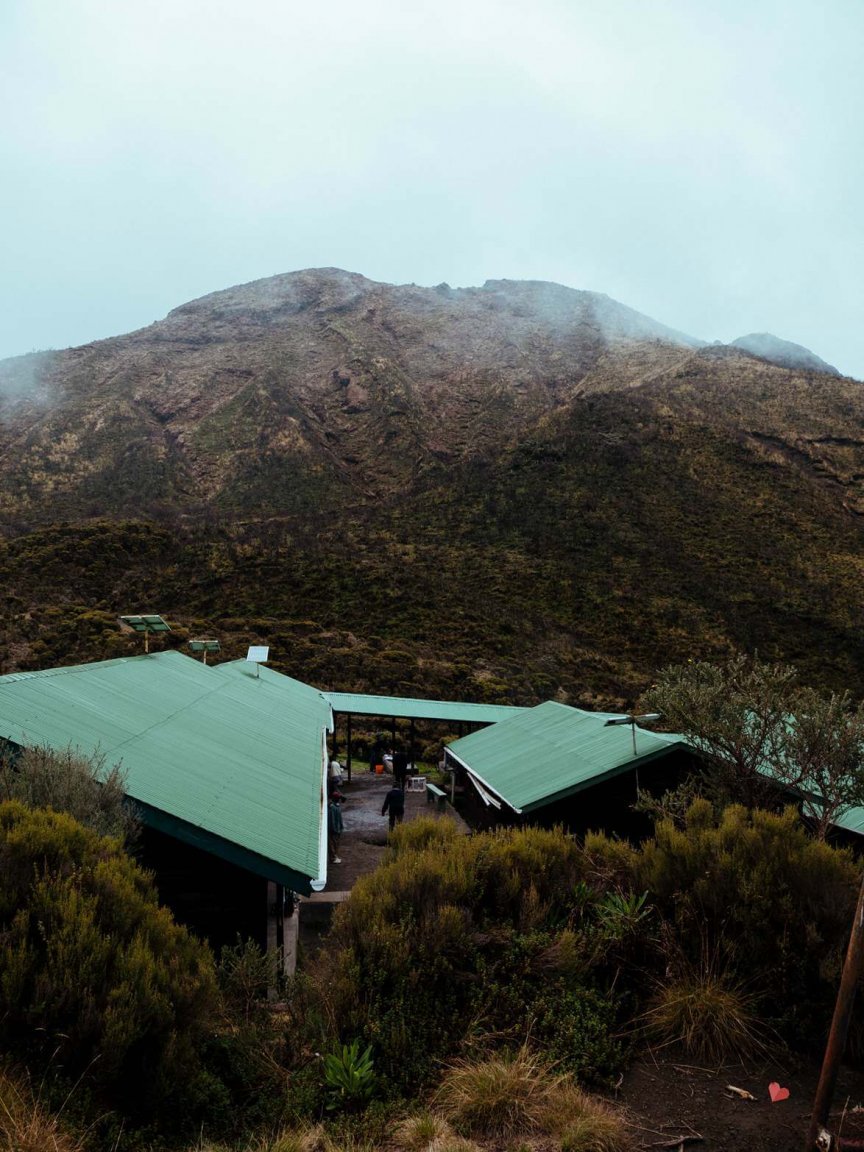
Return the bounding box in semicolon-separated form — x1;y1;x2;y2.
119;614;171;633
246;646;269;663
119;614;172;652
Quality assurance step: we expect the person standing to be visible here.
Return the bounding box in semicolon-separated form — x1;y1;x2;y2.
392;746;409;789
328;758;343;791
328;791;344;863
381;783;405;832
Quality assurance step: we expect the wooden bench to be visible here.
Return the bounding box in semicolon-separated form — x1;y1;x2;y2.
426;781;448;809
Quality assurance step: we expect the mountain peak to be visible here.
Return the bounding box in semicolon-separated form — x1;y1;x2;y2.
729;332;840;376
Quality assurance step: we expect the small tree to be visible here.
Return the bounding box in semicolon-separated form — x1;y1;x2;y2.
782;687;864;838
643;655;864;838
643;655;796;810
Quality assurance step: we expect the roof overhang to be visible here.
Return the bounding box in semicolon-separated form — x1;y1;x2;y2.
136;801;316;895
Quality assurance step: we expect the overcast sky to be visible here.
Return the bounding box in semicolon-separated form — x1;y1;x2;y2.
2;0;862;377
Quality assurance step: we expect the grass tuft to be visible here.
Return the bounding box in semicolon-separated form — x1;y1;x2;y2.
640;970;766;1064
393;1112;455;1151
434;1049;563;1137
540;1082;632;1151
0;1066;86;1152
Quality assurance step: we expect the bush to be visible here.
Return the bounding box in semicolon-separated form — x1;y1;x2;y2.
531;982;624;1085
590;801;860;1045
0;801;219;1126
0;744;137;842
321;822;600;1086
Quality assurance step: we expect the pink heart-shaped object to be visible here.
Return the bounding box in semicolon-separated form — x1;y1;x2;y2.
769;1082;790;1103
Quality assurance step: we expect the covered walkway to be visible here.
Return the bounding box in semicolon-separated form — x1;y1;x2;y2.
321;689;524;780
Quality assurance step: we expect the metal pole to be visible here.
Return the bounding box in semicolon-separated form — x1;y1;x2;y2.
807;872;864;1150
347;715;352;783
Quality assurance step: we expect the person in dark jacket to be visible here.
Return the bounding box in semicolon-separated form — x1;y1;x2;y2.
328;791;344;863
392;747;409;789
382;784;405;831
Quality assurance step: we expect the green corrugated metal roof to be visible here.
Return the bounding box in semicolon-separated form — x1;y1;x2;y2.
447;700;688;813
323;691;525;724
0;652;331;891
836;807;864;836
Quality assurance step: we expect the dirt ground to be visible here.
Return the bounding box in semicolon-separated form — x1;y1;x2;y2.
619;1053;864;1151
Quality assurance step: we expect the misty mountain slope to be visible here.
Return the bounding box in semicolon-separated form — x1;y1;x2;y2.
0;270;706;526
730;332;840;375
1;268;863;706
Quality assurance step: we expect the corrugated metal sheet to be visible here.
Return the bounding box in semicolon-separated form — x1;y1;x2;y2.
833;807;864;837
324;691;525;724
447;700;687;813
0;652;331;889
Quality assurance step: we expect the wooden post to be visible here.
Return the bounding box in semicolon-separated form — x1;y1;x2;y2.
807;873;864;1149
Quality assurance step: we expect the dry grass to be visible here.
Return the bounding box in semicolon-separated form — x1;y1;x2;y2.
393;1113;455;1151
191;1126;325;1152
432;1050;631;1151
639;970;766;1064
434;1049;563;1137
0;1067;85;1152
540;1082;633;1152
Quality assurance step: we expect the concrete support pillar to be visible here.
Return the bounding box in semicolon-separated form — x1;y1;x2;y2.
283;894;299;977
266;880;279;1000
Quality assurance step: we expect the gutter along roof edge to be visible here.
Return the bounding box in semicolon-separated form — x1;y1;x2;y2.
445;747;522;814
136;802;315;894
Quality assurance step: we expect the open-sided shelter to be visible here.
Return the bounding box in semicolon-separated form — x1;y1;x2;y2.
324;690;524;777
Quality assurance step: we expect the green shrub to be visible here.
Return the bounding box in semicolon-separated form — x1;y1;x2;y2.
530;982;624;1085
590;801;860;1044
0;801;218;1125
0;744;137;842
386;814;464;858
320;824;613;1088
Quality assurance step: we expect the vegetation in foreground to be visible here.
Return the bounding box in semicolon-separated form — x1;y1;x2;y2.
2;683;863;1151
